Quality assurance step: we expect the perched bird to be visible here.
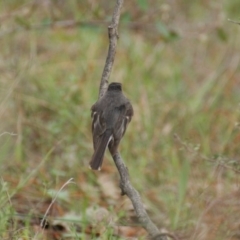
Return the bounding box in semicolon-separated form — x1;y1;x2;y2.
90;82;133;170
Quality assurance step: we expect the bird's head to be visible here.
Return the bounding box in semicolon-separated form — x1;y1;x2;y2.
108;82;122;91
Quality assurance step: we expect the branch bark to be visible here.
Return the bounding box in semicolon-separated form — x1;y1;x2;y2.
98;0;123;98
113;153;168;240
98;1;167;239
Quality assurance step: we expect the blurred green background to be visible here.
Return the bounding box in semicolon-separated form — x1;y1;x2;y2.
0;0;240;239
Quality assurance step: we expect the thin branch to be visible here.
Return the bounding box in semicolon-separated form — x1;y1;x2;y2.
0;132;17;137
97;0;167;239
228;19;240;25
113;153;166;240
98;0;124;98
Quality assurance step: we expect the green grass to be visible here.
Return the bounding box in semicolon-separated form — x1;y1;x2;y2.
1;0;240;239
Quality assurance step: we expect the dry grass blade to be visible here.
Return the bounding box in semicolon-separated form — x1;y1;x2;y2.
33;178;75;239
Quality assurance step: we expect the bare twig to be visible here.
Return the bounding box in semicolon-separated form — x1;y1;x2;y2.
96;1;167;239
228;19;240;25
0;132;17;137
113;153;166;239
98;0;123;98
174;133;240;174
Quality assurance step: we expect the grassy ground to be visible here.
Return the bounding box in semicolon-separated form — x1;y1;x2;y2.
1;0;240;239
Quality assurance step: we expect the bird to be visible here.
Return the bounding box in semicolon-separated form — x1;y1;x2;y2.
89;82;133;170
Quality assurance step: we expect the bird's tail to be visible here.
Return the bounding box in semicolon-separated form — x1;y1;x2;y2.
89;130;112;171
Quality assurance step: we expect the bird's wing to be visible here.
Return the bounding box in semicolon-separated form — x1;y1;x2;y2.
112;101;133;138
91;105;107;150
121;101;134;137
